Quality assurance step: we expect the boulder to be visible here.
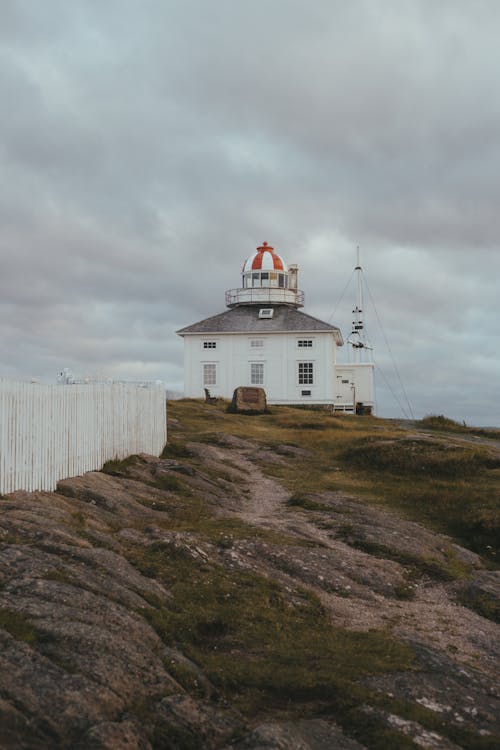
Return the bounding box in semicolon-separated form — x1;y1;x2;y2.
228;387;267;414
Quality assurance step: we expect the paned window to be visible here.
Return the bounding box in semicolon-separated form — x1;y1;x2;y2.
297;339;313;348
250;339;264;348
250;363;264;385
203;341;217;349
203;363;217;386
278;274;286;288
298;362;313;385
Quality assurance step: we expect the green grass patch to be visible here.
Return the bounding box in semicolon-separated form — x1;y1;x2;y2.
165;658;204;696
0;608;37;644
153;475;186;494
101;454;144;476
341;437;500;479
68;510;86;529
125;696;204;750
420;414;500;441
458;588;500;623
366;476;500;563
194;516;303;546
342;707;419;750
420;414;468;431
161;441;193;459
128;540;415;723
140;493;212;525
335;532;469;582
286;493;332;512
43;569;75;585
273;411;345;431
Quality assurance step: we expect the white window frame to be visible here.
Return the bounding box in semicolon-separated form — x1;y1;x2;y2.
250;362;265;385
203;363;217;386
258;308;274;319
250;338;264;349
298;361;314;385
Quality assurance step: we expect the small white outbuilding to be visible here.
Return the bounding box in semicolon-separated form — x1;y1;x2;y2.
177;242;374;413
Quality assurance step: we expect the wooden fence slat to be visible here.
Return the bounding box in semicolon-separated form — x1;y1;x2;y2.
0;379;167;494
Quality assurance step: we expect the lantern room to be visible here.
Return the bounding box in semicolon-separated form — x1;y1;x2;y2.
225;241;304;308
241;241;288;289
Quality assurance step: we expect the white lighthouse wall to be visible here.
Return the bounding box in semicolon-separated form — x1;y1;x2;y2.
182;332;339;404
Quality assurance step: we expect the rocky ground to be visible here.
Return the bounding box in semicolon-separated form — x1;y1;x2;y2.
0;404;499;749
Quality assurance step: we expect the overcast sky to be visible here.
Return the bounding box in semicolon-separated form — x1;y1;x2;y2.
1;0;499;425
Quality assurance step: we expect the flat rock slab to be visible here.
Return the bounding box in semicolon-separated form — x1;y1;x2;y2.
227;719;366;749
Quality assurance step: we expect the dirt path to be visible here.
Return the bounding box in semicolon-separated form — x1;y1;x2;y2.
195;439;500;680
202;441;334;545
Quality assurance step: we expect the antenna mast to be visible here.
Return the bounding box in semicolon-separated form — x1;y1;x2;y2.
347;247;372;362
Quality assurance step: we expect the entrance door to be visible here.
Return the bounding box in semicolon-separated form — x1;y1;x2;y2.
336;371;354;403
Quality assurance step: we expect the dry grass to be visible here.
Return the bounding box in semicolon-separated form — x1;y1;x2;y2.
420;414;500;440
167;400;500;562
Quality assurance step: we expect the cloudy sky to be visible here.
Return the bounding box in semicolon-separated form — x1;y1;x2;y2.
1;0;499;425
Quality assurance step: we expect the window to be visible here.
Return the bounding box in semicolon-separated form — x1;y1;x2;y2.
203;363;217;386
203;341;217;349
250;339;264;348
297;339;313;348
298;362;313;385
250;363;264;385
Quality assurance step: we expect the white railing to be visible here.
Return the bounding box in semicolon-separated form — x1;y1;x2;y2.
225;287;305;307
0;379;167;494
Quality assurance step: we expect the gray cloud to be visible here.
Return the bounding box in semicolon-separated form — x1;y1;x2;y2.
1;0;499;424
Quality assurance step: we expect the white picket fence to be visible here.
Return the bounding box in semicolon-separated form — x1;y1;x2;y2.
0;379;167;494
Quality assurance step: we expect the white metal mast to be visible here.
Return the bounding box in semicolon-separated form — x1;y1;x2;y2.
347;248;373;362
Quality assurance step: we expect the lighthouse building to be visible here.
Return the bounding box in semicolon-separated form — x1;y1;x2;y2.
177;242;374;411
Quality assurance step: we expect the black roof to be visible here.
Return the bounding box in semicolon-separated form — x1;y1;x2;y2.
177;305;343;343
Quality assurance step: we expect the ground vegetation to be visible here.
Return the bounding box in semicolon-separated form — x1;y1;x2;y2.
0;400;499;748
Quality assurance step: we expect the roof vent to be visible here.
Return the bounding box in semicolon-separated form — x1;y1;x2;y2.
258;308;274;319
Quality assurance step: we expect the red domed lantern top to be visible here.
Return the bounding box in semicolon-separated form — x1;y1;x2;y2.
242;241;287;273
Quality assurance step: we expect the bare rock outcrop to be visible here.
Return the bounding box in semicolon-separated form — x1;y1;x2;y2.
1;422;499;749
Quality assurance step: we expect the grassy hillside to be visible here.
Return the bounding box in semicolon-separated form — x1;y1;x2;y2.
1;399;499;749
166;400;500;564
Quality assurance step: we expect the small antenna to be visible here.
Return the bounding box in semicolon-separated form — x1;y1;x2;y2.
347;247;373;362
355;244;361;270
